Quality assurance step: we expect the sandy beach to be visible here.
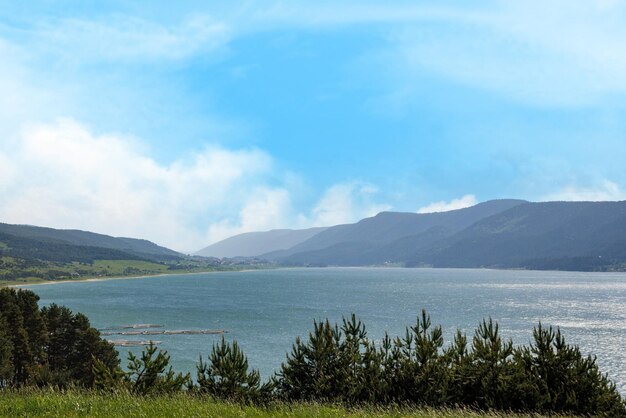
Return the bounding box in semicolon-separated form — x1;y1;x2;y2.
8;268;269;288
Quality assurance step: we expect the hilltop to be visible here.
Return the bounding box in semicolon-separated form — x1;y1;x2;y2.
0;223;260;285
198;199;626;272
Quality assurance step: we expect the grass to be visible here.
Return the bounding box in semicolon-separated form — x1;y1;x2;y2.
0;390;564;418
0;257;268;287
91;259;171;275
0;258;173;286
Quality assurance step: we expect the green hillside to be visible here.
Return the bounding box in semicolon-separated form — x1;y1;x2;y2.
266;199;525;261
271;200;626;271
0;223;262;285
411;201;626;270
0;222;180;258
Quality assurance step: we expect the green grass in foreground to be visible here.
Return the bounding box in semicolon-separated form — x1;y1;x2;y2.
0;391;567;418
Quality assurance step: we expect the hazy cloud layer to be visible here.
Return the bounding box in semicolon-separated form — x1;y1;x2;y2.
0;120;389;251
254;0;626;106
9;1;626;106
21;15;231;63
308;183;392;227
545;181;626;202
417;195;477;214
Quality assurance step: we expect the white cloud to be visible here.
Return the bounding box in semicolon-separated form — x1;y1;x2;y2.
0;154;15;188
204;181;392;244
6;2;626;110
0;119;273;252
308;182;392;226
245;1;626;106
245;2;475;28
22;15;231;63
544;181;626;202
417;194;477;214
205;188;294;244
0;38;61;139
226;1;626;106
0;119;392;251
388;0;626;106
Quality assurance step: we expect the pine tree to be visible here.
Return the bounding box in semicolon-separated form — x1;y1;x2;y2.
278;319;344;401
517;323;626;416
197;337;271;402
275;336;310;399
41;304;118;387
466;318;515;410
409;309;447;405
0;288;34;385
0;317;14;387
126;343;189;395
16;289;47;365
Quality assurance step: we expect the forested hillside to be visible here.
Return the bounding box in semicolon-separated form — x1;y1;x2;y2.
0;223;251;284
0;223;180;258
408;201;626;270
262;200;626;271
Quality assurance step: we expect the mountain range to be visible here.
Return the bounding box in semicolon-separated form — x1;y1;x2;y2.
197;199;626;271
0;222;180;263
4;198;626;272
196;227;328;258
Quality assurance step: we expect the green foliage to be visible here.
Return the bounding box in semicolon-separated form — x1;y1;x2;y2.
515;323;626;415
94;342;189;395
0;288;119;388
197;337;272;402
40;304;118;387
449;318;522;409
126;343;189;395
277;318;346;401
0;256;256;286
0;257;173;284
0;231;148;264
0;288;45;385
0;317;14;386
277;311;626;415
0;226;226;284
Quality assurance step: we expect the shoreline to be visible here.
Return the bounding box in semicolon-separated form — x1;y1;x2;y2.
8;267;277;288
8;265;626;289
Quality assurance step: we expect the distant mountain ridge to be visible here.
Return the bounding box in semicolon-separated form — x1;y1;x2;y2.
408;200;626;270
197;199;525;261
10;199;625;272
0;223;244;284
0;222;181;262
195;227;328;258
263;199;526;263
197;199;626;271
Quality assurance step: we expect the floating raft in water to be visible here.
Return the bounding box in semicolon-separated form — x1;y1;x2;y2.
108;340;162;347
98;324;163;331
123;324;163;329
100;329;226;336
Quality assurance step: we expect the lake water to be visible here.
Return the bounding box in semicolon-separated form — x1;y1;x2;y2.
23;267;626;394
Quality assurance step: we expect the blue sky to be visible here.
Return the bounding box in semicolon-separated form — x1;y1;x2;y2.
1;1;626;251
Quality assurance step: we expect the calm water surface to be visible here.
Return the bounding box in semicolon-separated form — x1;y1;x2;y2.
24;268;626;394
